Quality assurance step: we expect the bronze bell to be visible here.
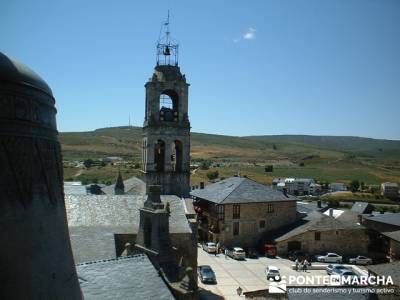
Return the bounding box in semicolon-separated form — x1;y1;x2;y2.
163;46;171;56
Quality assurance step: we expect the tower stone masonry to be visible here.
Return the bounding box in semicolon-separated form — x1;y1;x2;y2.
142;64;191;197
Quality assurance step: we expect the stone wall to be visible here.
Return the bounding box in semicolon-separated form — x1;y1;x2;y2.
217;201;297;248
275;229;370;256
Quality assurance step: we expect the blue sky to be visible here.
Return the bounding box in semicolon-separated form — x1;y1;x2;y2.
1;0;399;139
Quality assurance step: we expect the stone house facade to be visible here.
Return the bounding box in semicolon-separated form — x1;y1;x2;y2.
274;211;370;256
191;177;298;248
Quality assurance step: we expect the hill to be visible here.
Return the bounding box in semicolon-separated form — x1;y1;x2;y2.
60;127;400;186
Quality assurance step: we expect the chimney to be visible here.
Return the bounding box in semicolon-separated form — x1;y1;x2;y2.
329;208;334;217
145;185;162;207
200;182;205;189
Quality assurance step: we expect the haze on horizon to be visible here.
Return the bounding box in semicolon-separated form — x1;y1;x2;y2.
1;0;399;140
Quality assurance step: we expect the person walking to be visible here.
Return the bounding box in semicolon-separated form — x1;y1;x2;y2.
302;259;308;272
225;248;228;259
294;258;299;272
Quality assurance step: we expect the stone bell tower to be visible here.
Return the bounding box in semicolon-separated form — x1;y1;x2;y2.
141;18;190;197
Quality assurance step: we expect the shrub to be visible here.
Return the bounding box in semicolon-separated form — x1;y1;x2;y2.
349;180;360;192
206;170;219;180
83;159;94;168
265;165;273;172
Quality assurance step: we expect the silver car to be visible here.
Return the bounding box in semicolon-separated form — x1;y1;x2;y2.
326;264;349;275
227;247;246;260
202;242;217;253
348;256;372;265
317;253;342;263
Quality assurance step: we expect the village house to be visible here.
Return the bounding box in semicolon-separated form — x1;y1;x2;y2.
329;182;347;192
272;178;317;196
191;176;298;248
381;182;399;198
273;209;370;256
360;213;400;261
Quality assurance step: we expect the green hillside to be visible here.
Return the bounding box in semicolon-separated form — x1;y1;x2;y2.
60;126;400;186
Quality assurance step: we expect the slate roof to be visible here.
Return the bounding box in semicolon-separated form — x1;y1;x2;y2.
382;230;400;242
77;254;174;300
367;261;400;286
296;201;328;214
190;177;297;204
351;202;371;214
274;210;362;242
101;176;146;195
362;213;400;228
65;195;191;263
64;182;87;195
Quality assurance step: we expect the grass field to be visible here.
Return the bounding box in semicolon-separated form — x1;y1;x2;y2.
60;126;400;186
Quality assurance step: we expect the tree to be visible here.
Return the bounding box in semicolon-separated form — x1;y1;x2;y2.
265;165;273;172
349;180;360;192
206;170;219;180
83;159;94;168
200;160;212;170
299;162;305;167
272;144;277;150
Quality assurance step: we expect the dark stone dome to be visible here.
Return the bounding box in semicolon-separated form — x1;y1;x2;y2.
0;52;52;95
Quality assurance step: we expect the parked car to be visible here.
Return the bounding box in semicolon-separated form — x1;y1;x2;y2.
265;266;281;281
227;247;246;260
246;248;258;259
197;265;216;284
349;256;372;265
202;242;217;253
326;264;350;275
264;244;277;257
317;253;343;263
337;270;359;284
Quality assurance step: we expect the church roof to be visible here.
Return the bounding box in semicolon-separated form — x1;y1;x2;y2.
101;177;146;195
191;176;297;204
65;195;191;263
77;254;174;300
0;52;52;95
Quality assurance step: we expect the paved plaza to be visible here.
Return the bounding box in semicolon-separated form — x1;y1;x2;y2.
197;246;332;300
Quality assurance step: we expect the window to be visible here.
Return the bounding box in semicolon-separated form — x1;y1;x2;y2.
233;222;239;236
267;204;274;213
315;232;321;241
259;220;265;229
233;204;240;219
216;205;225;221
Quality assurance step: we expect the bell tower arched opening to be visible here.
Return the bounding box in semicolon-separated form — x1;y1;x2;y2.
159;90;179;122
171;140;183;172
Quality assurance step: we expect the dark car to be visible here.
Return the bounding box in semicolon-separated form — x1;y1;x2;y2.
198;265;216;284
247;248;258;259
